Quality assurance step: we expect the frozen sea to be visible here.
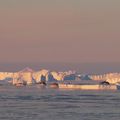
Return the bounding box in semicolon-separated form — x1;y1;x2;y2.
0;85;120;120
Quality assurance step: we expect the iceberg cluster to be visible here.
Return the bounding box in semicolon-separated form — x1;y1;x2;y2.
0;67;76;86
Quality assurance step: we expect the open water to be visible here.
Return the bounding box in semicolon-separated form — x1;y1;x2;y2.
0;85;120;120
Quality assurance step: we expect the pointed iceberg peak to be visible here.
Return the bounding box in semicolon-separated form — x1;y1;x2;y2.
19;67;34;73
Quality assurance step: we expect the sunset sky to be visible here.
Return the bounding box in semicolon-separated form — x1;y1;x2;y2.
0;0;120;65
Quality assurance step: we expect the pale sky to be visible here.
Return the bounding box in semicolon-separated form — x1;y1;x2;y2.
0;0;120;64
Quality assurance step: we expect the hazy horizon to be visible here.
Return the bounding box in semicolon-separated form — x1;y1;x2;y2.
0;62;120;74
